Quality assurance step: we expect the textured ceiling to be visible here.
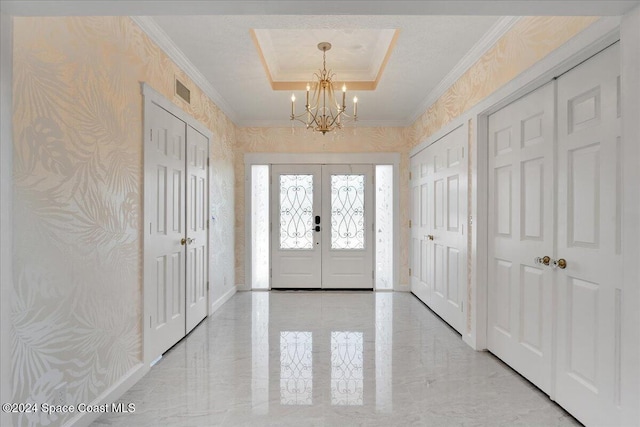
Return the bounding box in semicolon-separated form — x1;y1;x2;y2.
150;15;501;126
253;28;397;83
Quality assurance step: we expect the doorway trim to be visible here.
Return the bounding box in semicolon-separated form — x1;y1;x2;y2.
141;82;212;366
244;152;400;291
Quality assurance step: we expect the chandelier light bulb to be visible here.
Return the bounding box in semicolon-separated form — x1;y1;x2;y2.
342;84;347;92
291;94;296;102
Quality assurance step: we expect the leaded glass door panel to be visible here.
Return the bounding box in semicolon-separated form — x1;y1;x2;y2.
271;165;322;288
271;164;373;289
321;165;374;289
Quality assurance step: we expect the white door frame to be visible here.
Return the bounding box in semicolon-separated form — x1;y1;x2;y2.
142;83;212;366
244;152;400;291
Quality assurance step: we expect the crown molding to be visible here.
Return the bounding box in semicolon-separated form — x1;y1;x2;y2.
130;16;239;125
237;119;408;128
406;16;522;127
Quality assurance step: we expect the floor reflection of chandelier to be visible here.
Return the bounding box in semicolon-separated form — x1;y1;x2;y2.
290;42;358;135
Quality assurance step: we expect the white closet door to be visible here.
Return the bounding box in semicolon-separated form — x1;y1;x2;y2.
410;149;432;304
487;82;555;393
185;125;209;333
145;103;187;360
555;43;622;426
271;165;322;288
411;126;467;334
321;164;374;289
427;125;467;334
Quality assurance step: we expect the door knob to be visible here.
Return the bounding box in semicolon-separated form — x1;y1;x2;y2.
553;258;567;269
187;237;196;245
181;238;187;246
427;235;434;241
534;256;551;266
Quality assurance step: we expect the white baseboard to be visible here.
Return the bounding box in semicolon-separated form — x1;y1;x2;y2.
64;363;147;427
210;286;237;314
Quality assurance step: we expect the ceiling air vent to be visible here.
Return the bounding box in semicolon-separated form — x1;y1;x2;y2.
175;78;191;104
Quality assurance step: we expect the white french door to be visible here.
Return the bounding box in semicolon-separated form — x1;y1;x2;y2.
144;93;210;362
487;43;622;426
271;164;374;289
410;124;467;334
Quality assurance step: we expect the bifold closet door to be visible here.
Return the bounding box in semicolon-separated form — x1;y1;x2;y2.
555;42;622;427
487;81;555;394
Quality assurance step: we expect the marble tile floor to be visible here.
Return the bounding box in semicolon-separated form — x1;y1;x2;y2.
94;291;579;426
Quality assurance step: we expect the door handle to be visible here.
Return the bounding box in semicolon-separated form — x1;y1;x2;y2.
534;256;551;266
315;215;321;225
188;237;196;245
427;235;434;241
315;225;321;232
552;258;567;269
181;238;187;246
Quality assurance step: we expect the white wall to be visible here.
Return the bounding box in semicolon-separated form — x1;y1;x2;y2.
621;4;640;425
0;12;13;427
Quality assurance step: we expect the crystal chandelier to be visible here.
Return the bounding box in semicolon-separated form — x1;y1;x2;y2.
289;42;358;134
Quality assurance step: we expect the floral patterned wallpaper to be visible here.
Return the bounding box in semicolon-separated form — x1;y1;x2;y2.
12;16;235;427
409;16;599;145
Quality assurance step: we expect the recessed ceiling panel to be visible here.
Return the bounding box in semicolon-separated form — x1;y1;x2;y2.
252;28;398;89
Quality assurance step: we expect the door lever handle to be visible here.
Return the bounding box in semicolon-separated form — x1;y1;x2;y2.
315;215;321;225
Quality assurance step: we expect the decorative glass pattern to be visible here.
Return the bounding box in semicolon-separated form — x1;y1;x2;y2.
331;331;364;406
375;165;394;289
280;331;313;405
331;174;365;249
279;175;314;249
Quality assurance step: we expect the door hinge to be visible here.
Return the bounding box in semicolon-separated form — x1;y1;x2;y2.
207;281;210;291
409;220;412;228
150;129;152;141
461;301;464;312
372;270;374;279
206;219;209;229
409;171;412;180
461;147;465;158
270;268;272;278
409;268;412;276
207;157;210;167
149;316;152;328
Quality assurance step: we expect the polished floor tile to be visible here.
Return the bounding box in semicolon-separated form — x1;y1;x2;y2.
94;291;579;426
